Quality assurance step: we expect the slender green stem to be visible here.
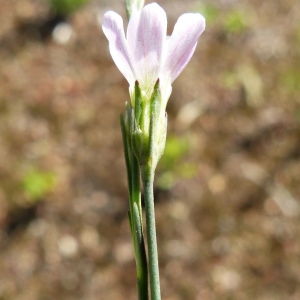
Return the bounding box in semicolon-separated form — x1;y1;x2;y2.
142;167;161;300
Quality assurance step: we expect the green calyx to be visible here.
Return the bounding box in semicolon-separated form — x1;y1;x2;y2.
128;80;167;172
125;0;145;19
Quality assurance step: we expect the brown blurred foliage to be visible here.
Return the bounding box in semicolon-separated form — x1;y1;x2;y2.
0;0;300;299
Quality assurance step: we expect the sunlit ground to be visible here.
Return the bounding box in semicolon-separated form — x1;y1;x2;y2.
0;0;300;299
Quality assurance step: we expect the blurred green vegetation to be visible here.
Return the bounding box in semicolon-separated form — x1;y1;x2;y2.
160;136;189;169
281;69;300;92
157;136;197;189
197;4;249;35
220;71;238;90
297;25;300;43
22;169;57;202
49;0;90;15
224;10;248;34
199;4;219;25
296;111;300;122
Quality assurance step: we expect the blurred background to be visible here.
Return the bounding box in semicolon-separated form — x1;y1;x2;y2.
0;0;300;299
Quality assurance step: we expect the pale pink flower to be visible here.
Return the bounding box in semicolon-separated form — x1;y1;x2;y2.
102;3;205;103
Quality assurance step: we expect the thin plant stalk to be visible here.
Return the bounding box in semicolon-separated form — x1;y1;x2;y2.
141;100;162;300
142;167;161;300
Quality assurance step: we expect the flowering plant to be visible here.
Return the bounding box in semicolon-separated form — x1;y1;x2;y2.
102;1;205;299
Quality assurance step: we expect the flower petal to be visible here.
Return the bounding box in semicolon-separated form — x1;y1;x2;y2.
127;3;167;91
163;13;205;83
102;11;135;84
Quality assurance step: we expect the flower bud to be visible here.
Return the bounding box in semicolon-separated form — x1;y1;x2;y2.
129;80;167;172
